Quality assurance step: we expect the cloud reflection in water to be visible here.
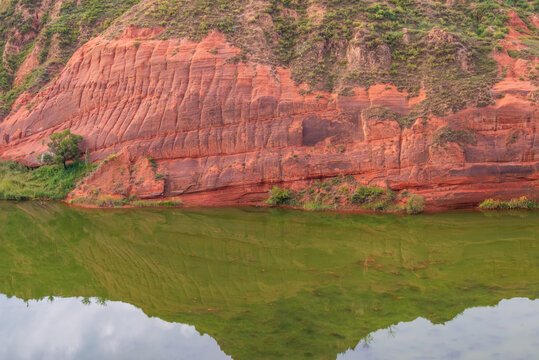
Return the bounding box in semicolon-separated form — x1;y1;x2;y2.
338;298;539;360
0;294;232;360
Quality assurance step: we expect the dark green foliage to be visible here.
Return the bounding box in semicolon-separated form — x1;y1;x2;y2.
0;160;93;200
6;41;35;73
431;126;477;147
314;180;332;191
272;15;299;64
0;65;50;119
358;187;397;211
144;0;245;40
147;156;157;169
330;176;342;185
30;162;90;198
362;105;406;126
41;130;84;168
360;103;394;125
266;186;295;205
0;65;10;91
0;85;24;119
350;185;386;205
519;38;539;59
338;87;355;97
20;0;42;9
507;49;522;59
48;0;140;55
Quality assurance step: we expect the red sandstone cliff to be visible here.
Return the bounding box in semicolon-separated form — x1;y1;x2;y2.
0;28;537;209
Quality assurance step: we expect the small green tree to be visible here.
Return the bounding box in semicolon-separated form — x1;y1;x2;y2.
41;130;83;168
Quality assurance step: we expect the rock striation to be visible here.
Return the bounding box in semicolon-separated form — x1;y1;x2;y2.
0;29;537;209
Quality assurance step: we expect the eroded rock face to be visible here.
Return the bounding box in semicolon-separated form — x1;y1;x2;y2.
69;148;165;200
0;30;537;209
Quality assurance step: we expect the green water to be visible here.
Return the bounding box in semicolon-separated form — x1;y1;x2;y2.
0;201;538;359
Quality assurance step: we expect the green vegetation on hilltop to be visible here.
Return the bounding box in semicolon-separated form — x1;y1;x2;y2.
0;0;537;123
0;0;141;119
142;0;243;40
44;0;141;61
136;0;537;123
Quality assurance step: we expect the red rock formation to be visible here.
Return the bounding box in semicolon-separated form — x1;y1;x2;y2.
69;148;165;200
0;30;537;209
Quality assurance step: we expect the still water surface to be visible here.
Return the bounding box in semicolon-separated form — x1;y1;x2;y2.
0;201;538;359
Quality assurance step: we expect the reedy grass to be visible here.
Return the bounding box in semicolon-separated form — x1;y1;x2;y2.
479;196;538;210
0;160;94;200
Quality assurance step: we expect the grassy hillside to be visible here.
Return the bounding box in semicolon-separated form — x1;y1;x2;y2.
0;0;141;117
0;0;537;122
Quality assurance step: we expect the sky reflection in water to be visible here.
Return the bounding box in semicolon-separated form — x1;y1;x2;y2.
0;294;537;360
0;295;231;360
339;298;539;360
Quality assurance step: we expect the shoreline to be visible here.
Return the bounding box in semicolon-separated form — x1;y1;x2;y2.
1;198;538;215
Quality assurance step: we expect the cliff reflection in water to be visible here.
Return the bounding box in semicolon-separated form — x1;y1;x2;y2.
0;201;537;359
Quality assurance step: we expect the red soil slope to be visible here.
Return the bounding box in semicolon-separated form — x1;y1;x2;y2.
0;28;537;209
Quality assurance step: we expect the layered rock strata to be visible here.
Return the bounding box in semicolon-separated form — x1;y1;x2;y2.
0;30;537;209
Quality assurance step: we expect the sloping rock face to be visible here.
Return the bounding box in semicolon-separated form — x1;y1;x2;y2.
0;30;537;209
69;148;165;200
